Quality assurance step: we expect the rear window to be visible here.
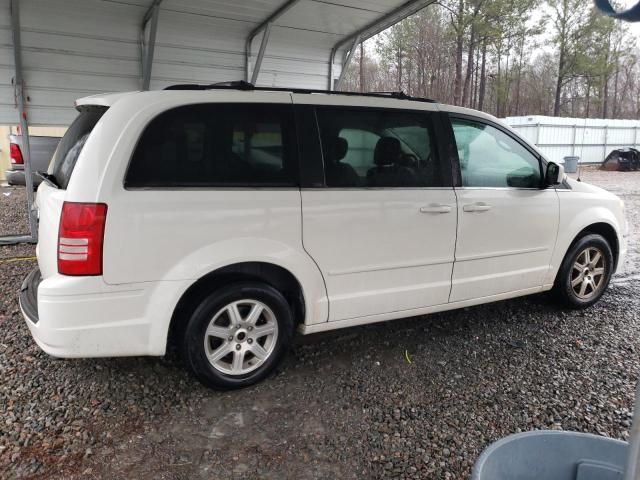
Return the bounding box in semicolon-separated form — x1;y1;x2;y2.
124;103;297;188
50;107;107;189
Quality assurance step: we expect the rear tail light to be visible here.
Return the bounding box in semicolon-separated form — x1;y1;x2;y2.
58;202;108;276
10;143;23;165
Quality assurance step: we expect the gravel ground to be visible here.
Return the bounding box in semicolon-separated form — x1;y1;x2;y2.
1;168;639;479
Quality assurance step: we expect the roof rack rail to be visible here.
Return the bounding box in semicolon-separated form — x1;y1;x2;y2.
164;81;255;91
163;81;436;103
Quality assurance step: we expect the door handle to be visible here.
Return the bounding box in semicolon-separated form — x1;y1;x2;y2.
463;202;492;212
420;204;452;214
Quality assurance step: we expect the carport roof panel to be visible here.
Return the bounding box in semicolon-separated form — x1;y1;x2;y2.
2;0;434;125
275;2;383;37
159;0;411;38
158;0;285;25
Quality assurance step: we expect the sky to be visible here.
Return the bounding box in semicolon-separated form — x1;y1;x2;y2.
549;0;640;41
364;3;640;57
618;0;640;33
604;0;640;42
528;3;640;47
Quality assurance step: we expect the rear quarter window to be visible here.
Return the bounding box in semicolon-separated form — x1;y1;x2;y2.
124;103;298;188
49;107;108;189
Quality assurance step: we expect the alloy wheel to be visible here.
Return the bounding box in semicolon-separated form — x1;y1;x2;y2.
570;246;607;300
203;299;279;375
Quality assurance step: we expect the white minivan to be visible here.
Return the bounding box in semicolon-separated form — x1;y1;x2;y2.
20;84;627;389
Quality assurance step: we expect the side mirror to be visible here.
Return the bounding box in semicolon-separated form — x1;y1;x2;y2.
545;162;565;186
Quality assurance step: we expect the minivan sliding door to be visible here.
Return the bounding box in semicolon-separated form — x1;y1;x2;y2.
295;97;457;322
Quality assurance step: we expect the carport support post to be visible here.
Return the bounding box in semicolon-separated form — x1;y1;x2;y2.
327;0;437;91
245;0;302;83
328;47;337;90
250;23;272;85
334;36;360;91
141;2;160;91
11;0;37;242
623;381;640;480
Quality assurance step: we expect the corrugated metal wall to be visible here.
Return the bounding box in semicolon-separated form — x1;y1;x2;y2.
505;115;640;164
0;0;403;127
150;0;348;90
0;0;146;125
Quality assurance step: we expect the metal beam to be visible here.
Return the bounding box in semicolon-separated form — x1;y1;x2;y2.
141;3;160;90
10;0;37;242
328;0;437;90
334;35;360;91
250;24;272;85
142;0;163;27
245;0;302;82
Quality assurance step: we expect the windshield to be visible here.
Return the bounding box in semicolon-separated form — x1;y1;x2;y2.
49;106;108;189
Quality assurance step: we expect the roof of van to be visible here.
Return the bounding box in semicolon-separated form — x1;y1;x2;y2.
75;92;138;108
74;87;502;126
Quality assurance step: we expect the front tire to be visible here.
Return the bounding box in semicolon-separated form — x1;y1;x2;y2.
182;282;294;390
553;233;614;309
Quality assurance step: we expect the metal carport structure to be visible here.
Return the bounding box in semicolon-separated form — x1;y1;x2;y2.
1;0;436;242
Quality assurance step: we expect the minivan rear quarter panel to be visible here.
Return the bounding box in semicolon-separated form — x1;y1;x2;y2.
87;92;328;325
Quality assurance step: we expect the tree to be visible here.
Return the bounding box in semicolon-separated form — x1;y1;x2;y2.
338;1;640;120
545;0;592;116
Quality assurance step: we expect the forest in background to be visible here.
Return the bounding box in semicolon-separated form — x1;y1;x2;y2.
339;0;640;119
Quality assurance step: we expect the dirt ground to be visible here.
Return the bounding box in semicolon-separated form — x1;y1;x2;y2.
1;168;639;479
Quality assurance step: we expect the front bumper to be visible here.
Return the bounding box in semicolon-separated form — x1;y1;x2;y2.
19;268;183;358
616;235;628;274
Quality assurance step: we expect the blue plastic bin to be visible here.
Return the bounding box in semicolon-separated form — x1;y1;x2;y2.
564;156;580;173
471;430;628;480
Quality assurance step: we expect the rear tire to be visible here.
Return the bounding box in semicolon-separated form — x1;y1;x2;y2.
553;233;613;309
182;282;294;390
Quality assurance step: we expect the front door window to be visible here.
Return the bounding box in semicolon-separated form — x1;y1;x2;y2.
451;119;541;188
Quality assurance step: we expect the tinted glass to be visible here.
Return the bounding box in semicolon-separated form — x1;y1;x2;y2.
50;107;108;189
316;108;441;188
451;118;541;188
125;104;297;188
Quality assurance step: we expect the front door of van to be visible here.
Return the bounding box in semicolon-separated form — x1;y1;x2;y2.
448;116;560;302
296;98;457;322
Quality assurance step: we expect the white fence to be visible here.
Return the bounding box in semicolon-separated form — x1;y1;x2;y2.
504;115;640;164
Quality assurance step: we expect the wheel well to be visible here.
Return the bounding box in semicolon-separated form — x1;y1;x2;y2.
572;222;619;267
167;262;305;353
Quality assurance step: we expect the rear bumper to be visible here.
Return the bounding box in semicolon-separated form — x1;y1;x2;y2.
19;268;184;358
5;169;42;187
19;268;41;324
